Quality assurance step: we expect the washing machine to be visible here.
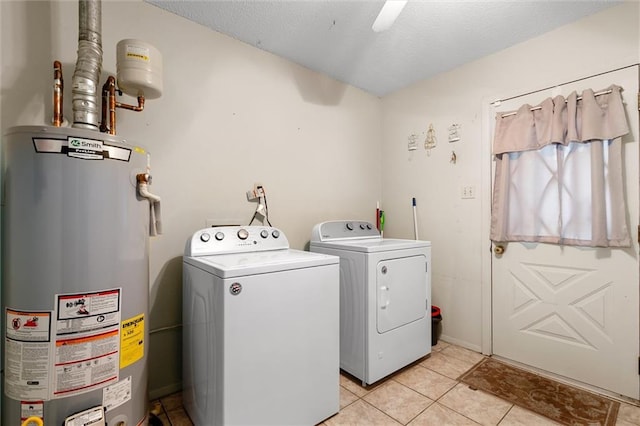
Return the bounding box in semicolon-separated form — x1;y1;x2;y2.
310;220;431;385
183;226;340;425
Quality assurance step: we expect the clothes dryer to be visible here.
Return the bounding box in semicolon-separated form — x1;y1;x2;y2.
183;226;339;425
310;220;431;385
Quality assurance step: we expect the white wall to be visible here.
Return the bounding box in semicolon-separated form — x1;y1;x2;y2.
3;0;638;401
381;2;640;351
1;0;382;398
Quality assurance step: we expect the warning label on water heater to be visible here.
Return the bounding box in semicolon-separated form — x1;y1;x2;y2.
52;289;122;399
56;289;121;334
53;329;120;398
4;310;52;401
120;314;144;369
21;401;44;424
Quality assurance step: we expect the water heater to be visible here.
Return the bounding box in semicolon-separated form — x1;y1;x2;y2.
2;125;151;425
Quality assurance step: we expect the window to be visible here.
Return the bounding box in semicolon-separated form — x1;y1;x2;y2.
490;86;630;247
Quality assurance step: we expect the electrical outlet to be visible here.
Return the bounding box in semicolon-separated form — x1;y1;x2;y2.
461;185;476;199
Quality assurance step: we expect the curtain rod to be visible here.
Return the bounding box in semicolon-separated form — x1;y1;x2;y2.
491;63;638;106
499;89;612;118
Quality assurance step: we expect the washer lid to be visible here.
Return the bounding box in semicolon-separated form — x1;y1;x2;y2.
183;248;338;278
310;238;430;253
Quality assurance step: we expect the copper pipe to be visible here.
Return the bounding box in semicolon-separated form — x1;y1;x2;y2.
108;77;116;134
116;95;145;112
99;79;109;132
52;61;64;127
100;77;146;135
99;75;116;134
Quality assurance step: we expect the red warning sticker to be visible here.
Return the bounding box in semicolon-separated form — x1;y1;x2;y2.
5;310;53;401
20;400;44;424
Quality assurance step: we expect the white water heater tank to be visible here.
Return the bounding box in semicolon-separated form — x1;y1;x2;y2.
116;39;163;99
2;125;151;426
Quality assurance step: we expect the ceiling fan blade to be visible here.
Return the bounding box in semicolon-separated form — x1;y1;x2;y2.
372;0;408;32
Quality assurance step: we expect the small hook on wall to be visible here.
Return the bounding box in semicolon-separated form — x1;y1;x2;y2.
450;151;457;164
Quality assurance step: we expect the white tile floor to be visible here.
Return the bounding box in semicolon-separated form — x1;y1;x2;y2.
152;341;640;425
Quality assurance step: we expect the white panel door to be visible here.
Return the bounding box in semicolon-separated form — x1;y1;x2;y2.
491;66;639;399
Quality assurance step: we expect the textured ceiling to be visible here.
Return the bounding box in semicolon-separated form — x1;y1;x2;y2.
146;0;620;97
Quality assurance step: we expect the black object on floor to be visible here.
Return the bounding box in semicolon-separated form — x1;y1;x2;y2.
431;305;442;346
149;413;164;426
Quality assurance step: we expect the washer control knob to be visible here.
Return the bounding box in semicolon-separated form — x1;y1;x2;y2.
366;224;372;230
200;233;211;242
346;223;354;231
215;232;225;241
272;230;280;239
260;230;269;239
360;224;366;230
237;229;249;240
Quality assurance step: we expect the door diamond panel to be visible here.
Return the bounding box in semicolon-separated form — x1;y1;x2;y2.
572;284;613;337
507;262;612;350
522;312;594;348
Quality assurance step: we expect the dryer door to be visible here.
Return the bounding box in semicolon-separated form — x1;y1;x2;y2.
376;255;427;333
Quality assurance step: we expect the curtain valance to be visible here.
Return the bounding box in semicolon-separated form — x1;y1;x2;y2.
493;85;629;155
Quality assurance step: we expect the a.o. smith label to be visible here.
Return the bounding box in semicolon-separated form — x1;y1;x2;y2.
67;137;104;160
33;138;132;162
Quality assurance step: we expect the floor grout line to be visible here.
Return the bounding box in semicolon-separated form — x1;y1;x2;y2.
152;341;640;425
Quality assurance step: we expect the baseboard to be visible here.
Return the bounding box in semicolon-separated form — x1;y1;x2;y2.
439;335;482;353
149;382;182;401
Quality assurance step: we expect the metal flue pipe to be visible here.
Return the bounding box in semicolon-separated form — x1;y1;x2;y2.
71;0;103;130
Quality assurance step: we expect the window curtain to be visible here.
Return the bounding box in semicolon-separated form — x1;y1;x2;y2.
490;85;631;247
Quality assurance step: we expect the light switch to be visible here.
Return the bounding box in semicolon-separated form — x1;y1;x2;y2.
461;185;476;199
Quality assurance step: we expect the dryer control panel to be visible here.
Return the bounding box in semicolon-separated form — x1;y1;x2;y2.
185;226;289;256
311;220;380;242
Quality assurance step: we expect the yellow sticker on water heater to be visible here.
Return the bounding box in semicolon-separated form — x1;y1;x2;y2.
120;314;144;369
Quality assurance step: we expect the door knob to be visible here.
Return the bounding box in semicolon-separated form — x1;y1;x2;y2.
494;245;505;255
